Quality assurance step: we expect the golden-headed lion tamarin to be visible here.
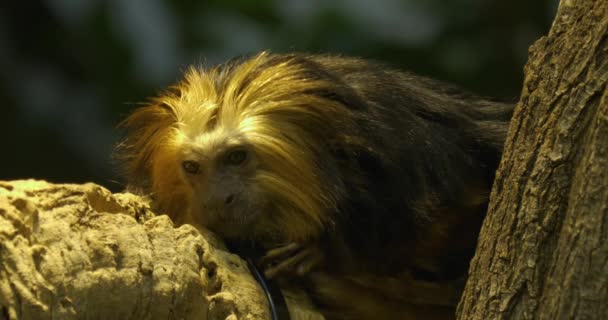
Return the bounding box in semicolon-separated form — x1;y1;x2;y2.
116;51;513;319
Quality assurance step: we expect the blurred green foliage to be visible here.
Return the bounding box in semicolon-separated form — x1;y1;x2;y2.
0;0;557;191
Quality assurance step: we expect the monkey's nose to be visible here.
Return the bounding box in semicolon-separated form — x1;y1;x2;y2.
202;193;237;211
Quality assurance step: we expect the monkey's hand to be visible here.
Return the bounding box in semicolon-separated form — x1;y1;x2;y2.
258;242;324;279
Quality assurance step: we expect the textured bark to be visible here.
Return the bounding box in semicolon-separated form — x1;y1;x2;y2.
457;0;608;319
0;180;323;320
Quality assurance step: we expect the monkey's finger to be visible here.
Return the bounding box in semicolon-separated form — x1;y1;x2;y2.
258;242;301;266
264;248;311;279
296;252;322;276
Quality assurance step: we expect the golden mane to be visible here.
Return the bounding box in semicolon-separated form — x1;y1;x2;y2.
117;51;362;242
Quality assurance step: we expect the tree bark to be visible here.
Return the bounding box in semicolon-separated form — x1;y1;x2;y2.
457;0;608;319
0;180;323;320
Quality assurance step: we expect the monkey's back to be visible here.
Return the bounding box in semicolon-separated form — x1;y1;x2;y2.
302;54;514;280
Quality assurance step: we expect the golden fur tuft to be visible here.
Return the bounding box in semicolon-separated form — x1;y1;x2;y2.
117;52;362;242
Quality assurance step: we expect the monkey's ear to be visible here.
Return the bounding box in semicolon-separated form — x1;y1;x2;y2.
114;101;178;187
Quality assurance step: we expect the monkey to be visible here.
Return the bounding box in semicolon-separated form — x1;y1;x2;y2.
115;51;514;319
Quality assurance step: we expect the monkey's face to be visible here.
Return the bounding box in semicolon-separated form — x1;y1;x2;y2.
175;132;267;238
168;118;340;243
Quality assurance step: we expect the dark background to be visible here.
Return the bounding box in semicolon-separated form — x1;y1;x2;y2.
1;1;557;192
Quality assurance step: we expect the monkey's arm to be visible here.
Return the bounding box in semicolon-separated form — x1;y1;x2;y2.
260;242;462;319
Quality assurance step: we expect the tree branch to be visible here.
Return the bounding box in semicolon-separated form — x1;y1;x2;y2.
0;180;323;320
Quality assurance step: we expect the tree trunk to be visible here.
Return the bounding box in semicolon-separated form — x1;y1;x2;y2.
457;0;608;319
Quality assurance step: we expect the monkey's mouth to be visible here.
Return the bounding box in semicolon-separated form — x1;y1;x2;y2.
207;206;262;238
220;207;260;224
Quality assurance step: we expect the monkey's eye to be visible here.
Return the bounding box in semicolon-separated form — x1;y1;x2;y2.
225;149;248;166
182;160;200;174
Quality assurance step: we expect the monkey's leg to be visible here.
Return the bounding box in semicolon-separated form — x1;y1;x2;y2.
309;272;456;320
259;243;324;278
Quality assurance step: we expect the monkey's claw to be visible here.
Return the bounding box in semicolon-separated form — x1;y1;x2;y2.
259;243;323;279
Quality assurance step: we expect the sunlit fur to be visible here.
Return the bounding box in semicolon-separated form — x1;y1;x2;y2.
116;52;373;243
